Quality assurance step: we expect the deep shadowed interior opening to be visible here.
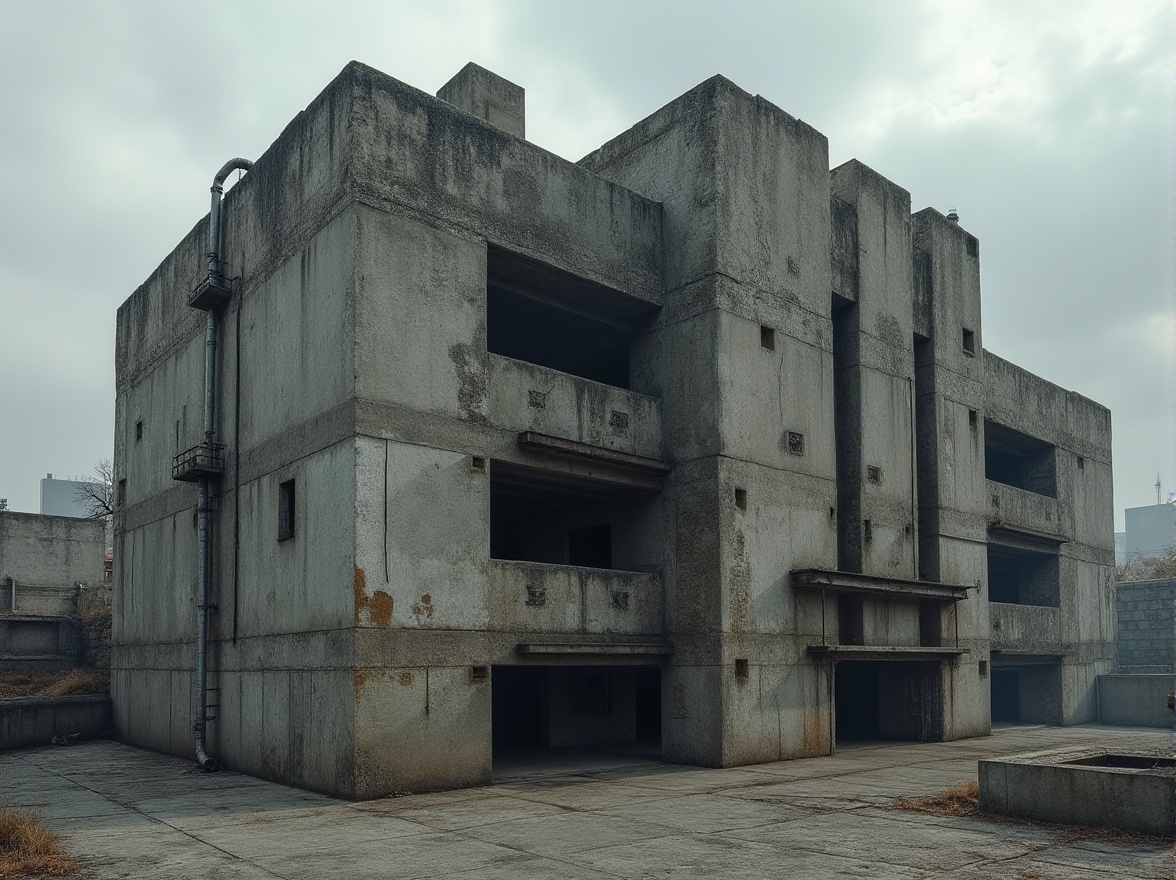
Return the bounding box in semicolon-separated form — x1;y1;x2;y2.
984;420;1057;497
835;661;944;746
490;461;655;571
492;665;662;778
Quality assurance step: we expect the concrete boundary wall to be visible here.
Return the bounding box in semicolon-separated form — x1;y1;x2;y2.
1097;674;1175;728
0;695;111;750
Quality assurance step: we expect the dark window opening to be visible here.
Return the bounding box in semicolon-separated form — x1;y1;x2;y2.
919;601;941;647
962;328;976;357
987;544;1059;606
278;479;296;541
838;594;864;646
490;461;652;571
984;420;1057;497
117;479;127;506
760;325;776;350
734;487;747;510
135;420;143;442
486;247;656;389
735;658;749;680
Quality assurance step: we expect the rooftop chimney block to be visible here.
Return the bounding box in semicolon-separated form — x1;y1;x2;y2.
438;62;525;139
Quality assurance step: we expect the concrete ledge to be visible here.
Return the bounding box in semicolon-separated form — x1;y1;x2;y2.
1098;674;1176;728
0;695;111;750
979;746;1176;837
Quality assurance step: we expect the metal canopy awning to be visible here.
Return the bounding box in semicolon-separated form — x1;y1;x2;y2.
791;569;972;602
806;645;968;661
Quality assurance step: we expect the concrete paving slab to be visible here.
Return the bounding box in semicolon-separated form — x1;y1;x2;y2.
0;725;1170;879
462;809;678;857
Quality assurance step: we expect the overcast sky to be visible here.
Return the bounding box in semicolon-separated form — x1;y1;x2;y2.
0;0;1172;530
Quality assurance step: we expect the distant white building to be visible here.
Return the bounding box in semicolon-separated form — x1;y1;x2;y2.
40;474;102;518
1125;503;1176;564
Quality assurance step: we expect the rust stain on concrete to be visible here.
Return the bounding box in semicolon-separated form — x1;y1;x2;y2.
396;671;414;686
354;567;369;624
370;590;394;627
411;593;434;621
354;669;370;700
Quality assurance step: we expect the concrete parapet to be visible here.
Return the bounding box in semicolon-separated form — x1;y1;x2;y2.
0;695;111;750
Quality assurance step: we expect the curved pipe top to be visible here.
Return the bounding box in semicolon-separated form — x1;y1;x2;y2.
208;158;254;283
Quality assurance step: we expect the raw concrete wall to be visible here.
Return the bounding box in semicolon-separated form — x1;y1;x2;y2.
1116;578;1175;673
984;353;1115;723
0;696;111;750
584;76;838;766
0;513;105;615
1097;674;1175;728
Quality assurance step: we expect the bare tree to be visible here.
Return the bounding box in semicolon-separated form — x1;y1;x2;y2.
75;459;115;520
1116;545;1176;583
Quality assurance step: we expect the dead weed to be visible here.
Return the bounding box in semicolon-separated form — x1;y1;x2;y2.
0;670;108;700
894;781;979;817
0;807;78;877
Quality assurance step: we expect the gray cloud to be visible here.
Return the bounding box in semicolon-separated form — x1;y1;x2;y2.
0;0;1171;525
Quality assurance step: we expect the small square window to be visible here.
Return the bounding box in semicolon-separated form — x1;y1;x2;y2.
135;420;143;442
469;666;489;684
1077;456;1085;471
734;487;747;510
735;658;749;680
969;409;979;429
867;466;882;485
787;431;805;455
278;479;296;541
760;325;775;351
979;660;989;678
962;328;976;357
470;456;486;473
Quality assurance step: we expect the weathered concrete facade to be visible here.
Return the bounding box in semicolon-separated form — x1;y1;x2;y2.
0;511;106;616
112;62;1116;798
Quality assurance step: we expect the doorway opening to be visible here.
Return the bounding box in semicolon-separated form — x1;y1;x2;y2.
989;660;1062;725
834;660;943;747
491;664;662;779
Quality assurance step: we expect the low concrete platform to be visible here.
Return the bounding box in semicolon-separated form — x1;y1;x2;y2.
0;694;111;750
1;725;1172;879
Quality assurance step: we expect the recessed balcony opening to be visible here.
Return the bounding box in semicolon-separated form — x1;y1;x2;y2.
984;420;1057;497
987;544;1060;607
491;665;662;779
834;661;943;747
490;461;656;571
487;247;657;390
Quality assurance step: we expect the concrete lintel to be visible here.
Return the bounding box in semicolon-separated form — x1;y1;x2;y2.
791;568;970;601
988;521;1068;548
517;642;674;656
806;645;967;661
517;431;671;476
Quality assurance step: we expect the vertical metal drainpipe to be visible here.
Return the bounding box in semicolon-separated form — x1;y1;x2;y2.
195;158;253;772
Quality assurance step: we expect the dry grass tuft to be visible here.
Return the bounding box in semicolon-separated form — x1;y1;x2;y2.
0;807;78;877
0;670;108;700
895;781;979;817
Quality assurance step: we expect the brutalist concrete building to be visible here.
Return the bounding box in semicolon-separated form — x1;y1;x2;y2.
112;62;1115;798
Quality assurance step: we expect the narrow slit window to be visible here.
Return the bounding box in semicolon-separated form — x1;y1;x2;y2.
962;328;976;357
278;479;296;541
760;325;775;350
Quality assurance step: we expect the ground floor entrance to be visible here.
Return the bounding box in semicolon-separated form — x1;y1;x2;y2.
834;660;944;746
989;658;1062;724
491;665;662;778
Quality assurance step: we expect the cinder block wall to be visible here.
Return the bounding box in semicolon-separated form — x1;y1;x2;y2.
1116;578;1175;672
